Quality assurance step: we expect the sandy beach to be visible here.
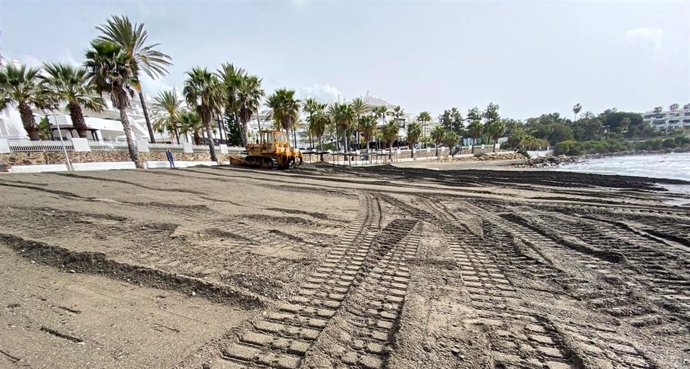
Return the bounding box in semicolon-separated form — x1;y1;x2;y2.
0;164;688;368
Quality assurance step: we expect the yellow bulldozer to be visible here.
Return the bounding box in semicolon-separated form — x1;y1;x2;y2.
228;129;303;169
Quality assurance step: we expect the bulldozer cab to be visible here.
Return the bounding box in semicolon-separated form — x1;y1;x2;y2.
259;130;288;146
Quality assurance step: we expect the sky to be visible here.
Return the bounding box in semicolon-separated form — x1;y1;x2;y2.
0;0;688;120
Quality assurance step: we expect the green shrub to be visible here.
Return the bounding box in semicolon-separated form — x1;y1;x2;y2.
662;138;677;149
674;135;690;146
554;140;581;156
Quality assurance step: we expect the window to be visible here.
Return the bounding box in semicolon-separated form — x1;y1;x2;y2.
653;119;666;124
262;131;273;144
669;120;680;124
274;132;287;143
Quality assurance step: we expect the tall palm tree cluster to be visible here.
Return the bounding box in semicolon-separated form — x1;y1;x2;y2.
0;15;171;167
297;100;428;154
434;103;506;154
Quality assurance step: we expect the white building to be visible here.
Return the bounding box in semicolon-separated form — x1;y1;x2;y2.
0;91;226;144
642;104;690;131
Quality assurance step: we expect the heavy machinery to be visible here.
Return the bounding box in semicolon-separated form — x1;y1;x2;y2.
228;129;303;169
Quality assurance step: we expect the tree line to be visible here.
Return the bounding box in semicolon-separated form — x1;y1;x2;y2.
503;104;685;155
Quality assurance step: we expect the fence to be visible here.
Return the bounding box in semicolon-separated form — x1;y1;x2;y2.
0;138;244;155
7;140;75;152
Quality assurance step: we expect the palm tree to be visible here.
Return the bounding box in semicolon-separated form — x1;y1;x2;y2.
467;107;483;153
389;105;405;127
417;111;432;143
183;67;223;161
430;125;445;157
372;106;388;127
0;63;49;140
381;121;399;151
486;120;505;152
351;97;368;148
217;63;246;143
237;74;264;146
178;110;204;144
266;88;300;147
573;103;582;121
359;114;378;150
443;130;460;157
371;106;388;148
483;103;501;152
304;98;327;149
151;89;183;143
328;102;356;152
406;122;422;158
97;15;172;143
37;116;52;140
41;63;106;139
309;111;329;151
84;40;141;167
303;97;322;130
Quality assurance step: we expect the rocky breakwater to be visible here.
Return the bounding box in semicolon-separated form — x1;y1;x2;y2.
516;155;579;168
445;151;526;162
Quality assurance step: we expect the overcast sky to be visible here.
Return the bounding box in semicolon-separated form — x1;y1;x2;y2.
1;0;688;119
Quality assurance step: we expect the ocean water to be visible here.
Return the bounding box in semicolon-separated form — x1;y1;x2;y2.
555;152;690;182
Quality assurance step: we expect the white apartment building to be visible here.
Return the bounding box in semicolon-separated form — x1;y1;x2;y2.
642;104;690;131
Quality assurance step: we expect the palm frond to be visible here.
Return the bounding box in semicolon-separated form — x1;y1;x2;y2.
96;15;172;79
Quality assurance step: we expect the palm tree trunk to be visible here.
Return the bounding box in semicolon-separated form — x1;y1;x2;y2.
256;109;262;131
411;143;415;158
19;102;39;141
204;118;218;162
242;119;249;147
118;107;142;168
175;129;180;144
139;91;156;144
68;103;88;138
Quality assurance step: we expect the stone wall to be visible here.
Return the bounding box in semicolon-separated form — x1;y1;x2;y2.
0;151;232;170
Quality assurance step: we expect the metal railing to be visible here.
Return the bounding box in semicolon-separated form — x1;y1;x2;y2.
8;140;75;152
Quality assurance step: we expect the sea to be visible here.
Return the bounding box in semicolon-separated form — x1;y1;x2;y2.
554;152;690;182
554;152;690;205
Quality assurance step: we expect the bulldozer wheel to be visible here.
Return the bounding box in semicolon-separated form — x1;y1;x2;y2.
287;157;296;169
295;157;303;167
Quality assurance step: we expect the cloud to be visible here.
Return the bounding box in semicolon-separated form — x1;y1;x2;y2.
19;54;43;68
297;83;342;103
140;73;175;100
625;27;664;51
